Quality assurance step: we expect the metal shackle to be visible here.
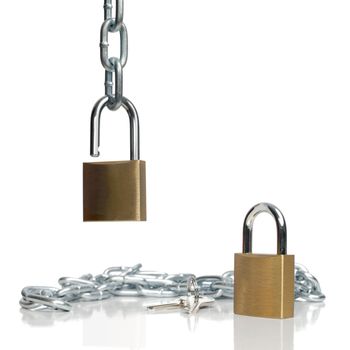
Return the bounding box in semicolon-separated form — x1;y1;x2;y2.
242;203;287;255
90;95;140;159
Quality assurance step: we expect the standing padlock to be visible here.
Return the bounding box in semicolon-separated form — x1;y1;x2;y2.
83;97;146;221
234;203;294;318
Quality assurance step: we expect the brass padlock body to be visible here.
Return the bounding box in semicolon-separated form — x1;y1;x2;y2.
234;203;294;319
234;253;294;318
83;160;146;221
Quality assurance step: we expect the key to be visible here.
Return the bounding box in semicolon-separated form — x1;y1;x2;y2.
147;296;188;311
146;276;215;314
147;295;215;314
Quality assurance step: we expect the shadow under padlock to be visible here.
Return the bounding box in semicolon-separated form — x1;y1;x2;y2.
234;315;294;350
83;96;146;221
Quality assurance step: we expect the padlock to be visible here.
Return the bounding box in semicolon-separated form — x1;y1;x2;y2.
83;96;146;221
234;203;294;318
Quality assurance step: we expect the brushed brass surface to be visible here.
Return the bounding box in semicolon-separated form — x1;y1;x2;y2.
234;253;294;319
83;160;146;221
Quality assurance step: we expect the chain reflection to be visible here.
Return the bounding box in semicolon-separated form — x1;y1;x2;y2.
21;297;324;349
21;297;146;326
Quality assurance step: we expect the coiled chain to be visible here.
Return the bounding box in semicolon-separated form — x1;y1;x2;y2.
100;0;127;111
19;263;325;312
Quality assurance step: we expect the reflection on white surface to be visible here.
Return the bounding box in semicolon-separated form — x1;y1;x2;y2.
181;299;233;332
82;298;146;349
20;298;147;325
20;298;324;349
234;315;294;350
294;301;325;332
234;302;325;350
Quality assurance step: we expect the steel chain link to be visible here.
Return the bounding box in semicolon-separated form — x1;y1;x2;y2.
19;263;325;312
99;0;128;111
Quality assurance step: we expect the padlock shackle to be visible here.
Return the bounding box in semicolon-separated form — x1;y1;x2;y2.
90;96;140;160
242;203;287;255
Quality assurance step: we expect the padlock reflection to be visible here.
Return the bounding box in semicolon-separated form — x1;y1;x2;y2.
234;315;294;350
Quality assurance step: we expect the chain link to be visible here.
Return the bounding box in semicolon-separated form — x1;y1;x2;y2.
100;20;128;71
19;263;325;312
105;58;123;110
104;0;124;24
294;264;325;302
99;0;128;111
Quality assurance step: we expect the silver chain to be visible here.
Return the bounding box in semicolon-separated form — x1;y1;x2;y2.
100;0;128;111
89;0;140;158
19;263;325;312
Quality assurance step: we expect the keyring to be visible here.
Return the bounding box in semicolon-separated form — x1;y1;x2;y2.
187;276;199;303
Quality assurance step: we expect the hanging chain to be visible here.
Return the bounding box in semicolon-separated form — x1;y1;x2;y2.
100;0;127;111
19;263;325;312
89;0;140;158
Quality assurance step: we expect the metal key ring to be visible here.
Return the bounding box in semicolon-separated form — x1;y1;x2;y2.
187;276;199;302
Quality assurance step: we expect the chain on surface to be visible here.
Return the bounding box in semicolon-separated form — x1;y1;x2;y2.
99;0;128;111
19;263;325;312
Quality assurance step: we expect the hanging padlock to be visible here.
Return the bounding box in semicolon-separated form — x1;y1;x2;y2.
234;203;294;318
83;96;146;221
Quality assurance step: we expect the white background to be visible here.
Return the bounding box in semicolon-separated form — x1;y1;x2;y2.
0;0;349;349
